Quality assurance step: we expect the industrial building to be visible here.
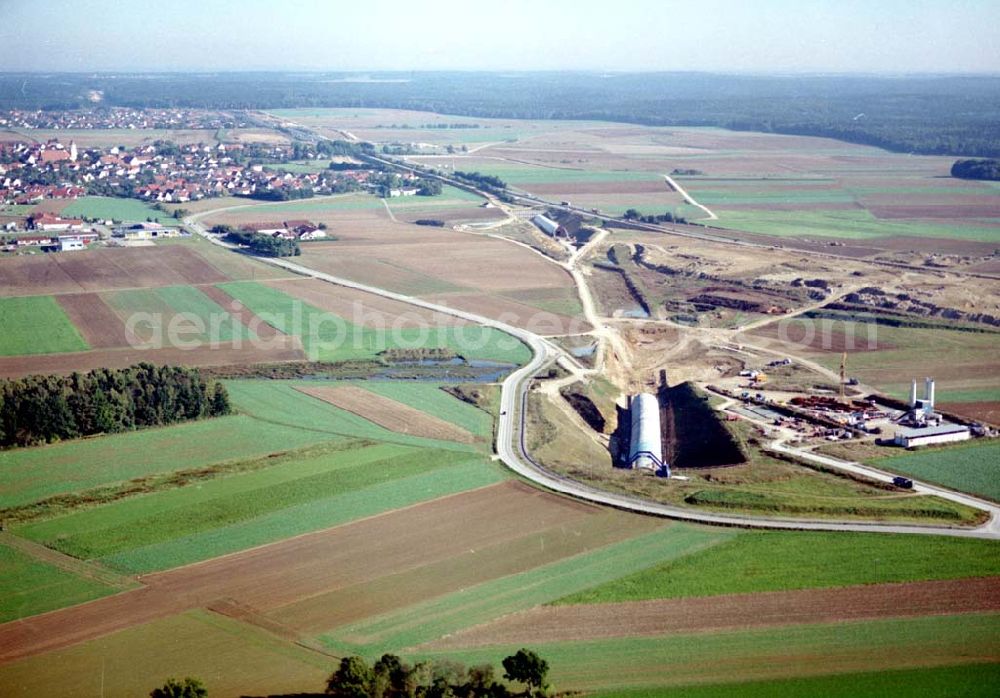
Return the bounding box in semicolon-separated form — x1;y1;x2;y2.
627;393;667;473
894;423;970;448
531;214;566;237
894;376;971;447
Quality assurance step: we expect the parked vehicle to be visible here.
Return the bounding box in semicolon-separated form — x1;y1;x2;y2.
893;476;914;489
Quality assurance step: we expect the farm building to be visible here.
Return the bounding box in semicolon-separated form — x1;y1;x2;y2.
531;214;566;237
29;213;84;232
894;423;971;448
627;393;666;472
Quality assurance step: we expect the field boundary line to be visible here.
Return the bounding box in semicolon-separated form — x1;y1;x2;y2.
0;531;138;590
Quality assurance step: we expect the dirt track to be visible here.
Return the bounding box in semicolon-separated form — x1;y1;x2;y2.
297;384;478;443
0;482;596;665
425;576;1000;649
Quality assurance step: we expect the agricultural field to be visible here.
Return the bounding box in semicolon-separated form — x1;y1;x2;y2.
557;530;1000;603
870;440;1000;502
218;280;531;363
590;664;1000;698
0;542;118;623
419;614;1000;693
0;295;88;355
60;195;177;223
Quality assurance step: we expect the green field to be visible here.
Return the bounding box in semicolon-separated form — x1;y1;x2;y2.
105;284;254;343
422;613;1000;693
6;379;504;573
320;523;731;655
0;378;497;510
18;442;480;566
557;530;1000;605
0;295;89;355
218;281;530;364
101;458;504;574
0;543;116;623
61;195;176;223
0;414;340;509
590;664;1000;698
872;440;1000;502
711;208;1000;241
0;610;331;698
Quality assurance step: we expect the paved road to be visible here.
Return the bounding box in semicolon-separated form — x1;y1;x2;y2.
186;206;999;540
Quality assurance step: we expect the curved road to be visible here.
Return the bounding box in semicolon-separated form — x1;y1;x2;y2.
186;212;1000;540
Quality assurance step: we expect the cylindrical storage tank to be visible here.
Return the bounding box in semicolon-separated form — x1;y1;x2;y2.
628;393;663;470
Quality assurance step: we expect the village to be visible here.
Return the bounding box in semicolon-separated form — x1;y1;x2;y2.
0;107;247;131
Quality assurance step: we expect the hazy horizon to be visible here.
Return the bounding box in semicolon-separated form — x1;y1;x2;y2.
2;0;998;75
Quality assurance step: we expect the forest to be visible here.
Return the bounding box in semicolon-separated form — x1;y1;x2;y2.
2;72;999;157
0;364;231;448
951;158;1000;180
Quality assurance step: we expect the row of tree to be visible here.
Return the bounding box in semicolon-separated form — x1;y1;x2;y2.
622;208;687;224
0;364;231;449
149;649;549;698
327;649;549;698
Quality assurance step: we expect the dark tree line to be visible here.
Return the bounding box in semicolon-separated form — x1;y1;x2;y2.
453;171;507;190
0;364;231;449
622;208;687;224
951;158;1000;181
327;649;550;698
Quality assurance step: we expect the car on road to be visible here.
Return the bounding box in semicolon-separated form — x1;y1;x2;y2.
893;476;914;489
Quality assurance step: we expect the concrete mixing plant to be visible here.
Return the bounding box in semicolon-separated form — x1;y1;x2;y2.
627;393;668;474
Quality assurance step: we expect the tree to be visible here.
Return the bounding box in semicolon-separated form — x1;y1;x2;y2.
327;656;373;698
502;649;549;695
150;677;207;698
623;208;641;221
210;383;232;417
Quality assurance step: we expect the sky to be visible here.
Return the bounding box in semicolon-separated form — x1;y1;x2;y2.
1;0;998;74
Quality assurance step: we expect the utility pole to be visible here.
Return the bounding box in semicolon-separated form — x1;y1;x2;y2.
840;351;847;401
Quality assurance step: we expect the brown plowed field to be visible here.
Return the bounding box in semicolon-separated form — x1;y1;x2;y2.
425;576;1000;649
199;285;285;340
55;293;133;348
749;322;893;353
0;341;305;379
270;509;659;634
938;401;1000;426
0;246;228;296
297;384;477;443
265;278;468;329
299;233;574;293
424;292;589;335
0;482;598;665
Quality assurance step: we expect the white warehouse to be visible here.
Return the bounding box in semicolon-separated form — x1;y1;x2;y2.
627;393;666;472
531;214;565;237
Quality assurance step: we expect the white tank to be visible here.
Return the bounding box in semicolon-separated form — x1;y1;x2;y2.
628;393;663;470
